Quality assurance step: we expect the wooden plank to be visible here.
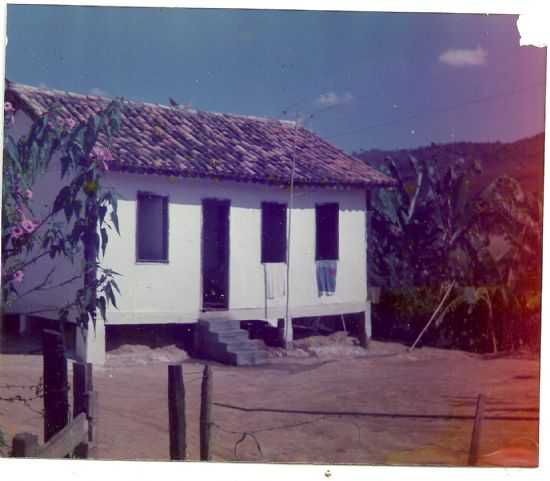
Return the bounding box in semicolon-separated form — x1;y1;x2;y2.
199;365;213;461
43;329;69;442
11;432;39;458
168;364;187;460
39;413;88;459
468;394;486;466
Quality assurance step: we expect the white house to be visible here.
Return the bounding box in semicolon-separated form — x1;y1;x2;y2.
4;82;394;364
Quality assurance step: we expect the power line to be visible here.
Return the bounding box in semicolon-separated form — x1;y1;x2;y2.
321;81;546;140
279;61;543;123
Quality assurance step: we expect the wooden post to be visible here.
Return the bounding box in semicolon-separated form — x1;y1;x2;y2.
276;319;285;348
199;365;213;461
357;312;369;348
340;314;347;334
11;432;39;457
43;329;69;443
18;314;28;335
277;318;293;348
168;364;186;460
468;394;486;466
73;362;93;458
86;390;97;444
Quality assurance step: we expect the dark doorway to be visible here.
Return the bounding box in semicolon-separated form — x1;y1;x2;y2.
202;199;230;310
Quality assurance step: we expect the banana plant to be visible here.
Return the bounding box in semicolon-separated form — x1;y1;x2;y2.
369;153;542;352
369;154;486;287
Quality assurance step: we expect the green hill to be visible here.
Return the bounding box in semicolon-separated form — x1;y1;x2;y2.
354;133;545;195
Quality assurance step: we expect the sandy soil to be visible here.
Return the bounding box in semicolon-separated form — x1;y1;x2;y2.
0;333;539;466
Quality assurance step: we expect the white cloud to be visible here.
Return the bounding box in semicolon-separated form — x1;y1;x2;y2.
315;91;354;107
439;46;487;67
89;87;109;97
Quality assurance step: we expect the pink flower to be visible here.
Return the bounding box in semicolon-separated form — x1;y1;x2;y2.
103;148;113;161
4;101;15;113
25;189;33;199
91;145;113;169
11;226;24;239
92;145;111;160
13;270;24;283
91;145;102;158
66;118;76;129
21;218;37;234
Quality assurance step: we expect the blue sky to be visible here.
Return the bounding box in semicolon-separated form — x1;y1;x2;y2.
5;5;547;152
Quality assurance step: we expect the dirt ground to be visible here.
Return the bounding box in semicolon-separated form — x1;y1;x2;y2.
0;332;540;466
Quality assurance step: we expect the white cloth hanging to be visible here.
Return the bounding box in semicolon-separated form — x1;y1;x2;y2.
264;262;286;299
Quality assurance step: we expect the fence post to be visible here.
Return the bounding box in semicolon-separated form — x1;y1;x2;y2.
86;390;98;457
468;394;486;466
199;364;213;461
168;364;186;460
43;329;69;443
357;312;369;348
73;362;93;458
11;432;39;458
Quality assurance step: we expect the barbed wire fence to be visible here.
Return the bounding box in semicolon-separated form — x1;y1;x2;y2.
0;378;45;456
167;364;539;464
0;379;45;416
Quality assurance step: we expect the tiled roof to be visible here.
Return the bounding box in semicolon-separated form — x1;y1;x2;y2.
5;81;394;188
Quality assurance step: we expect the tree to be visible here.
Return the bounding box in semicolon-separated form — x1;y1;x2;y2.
369;153;542;352
2;97;124;331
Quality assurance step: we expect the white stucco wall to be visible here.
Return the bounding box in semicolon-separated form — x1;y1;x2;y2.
101;172;369;325
5;111;370;326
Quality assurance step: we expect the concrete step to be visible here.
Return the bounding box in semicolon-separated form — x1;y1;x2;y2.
205;329;250;344
196;319;269;366
226;349;269;366
199;319;241;331
222;339;266;353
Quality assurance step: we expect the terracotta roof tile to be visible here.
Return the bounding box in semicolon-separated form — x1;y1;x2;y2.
6;81;395;187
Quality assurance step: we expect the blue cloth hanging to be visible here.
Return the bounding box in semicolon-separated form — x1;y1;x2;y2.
316;260;337;296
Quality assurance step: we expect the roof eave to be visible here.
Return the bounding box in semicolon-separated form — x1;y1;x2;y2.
107;164;395;189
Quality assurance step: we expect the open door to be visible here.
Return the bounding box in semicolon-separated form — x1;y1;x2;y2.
201;199;230;310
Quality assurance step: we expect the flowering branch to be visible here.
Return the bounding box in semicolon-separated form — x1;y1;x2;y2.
2;98;124;330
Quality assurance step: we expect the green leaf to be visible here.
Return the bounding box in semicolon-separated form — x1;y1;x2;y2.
110;278;121;294
93;232;101;256
105;283;118;309
70;222;84;246
98;296;107;321
53;186;71;214
64;202;73;222
60;154;71;179
83;116;99;154
4;135;20;165
73;199;83;218
110;210;120;234
100;227;108;257
98;205;107;225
